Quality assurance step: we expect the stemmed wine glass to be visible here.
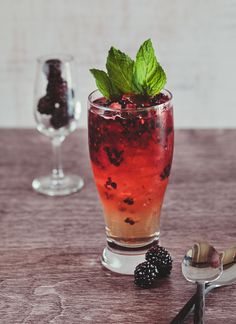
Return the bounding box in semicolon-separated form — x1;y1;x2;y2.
32;54;84;196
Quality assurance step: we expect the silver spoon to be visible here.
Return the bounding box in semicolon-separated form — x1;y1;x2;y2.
170;245;236;324
181;242;223;324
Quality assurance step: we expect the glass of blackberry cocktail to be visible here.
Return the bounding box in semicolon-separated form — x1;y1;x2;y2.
32;55;84;196
88;91;173;273
89;39;173;274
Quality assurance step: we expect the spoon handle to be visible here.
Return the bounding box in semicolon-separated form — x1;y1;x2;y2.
170;285;214;323
170;293;196;323
194;283;205;324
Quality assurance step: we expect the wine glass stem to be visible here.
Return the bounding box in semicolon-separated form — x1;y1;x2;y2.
51;137;64;181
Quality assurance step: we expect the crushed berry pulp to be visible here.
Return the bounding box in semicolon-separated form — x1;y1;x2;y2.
88;92;174;247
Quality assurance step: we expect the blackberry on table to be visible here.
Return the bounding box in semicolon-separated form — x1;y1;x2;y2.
134;261;159;288
145;245;173;277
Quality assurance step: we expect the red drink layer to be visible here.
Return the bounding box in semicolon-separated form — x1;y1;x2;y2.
88;92;174;247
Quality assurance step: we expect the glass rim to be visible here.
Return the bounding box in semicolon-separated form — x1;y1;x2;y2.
37;54;74;63
88;89;173;112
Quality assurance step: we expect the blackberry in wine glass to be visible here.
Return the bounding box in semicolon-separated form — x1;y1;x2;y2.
32;54;84;196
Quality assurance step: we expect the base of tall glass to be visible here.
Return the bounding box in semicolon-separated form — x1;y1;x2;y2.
101;238;159;275
32;174;84;196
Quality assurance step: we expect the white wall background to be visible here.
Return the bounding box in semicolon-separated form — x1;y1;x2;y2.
0;0;236;128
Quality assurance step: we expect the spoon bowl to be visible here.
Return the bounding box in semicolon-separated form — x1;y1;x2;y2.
182;242;223;283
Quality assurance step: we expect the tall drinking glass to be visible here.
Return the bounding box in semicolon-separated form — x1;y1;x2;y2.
88;90;174;274
33;55;84;196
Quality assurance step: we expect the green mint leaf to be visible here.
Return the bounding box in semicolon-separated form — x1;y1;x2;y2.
133;39;166;96
106;47;135;93
90;69;120;99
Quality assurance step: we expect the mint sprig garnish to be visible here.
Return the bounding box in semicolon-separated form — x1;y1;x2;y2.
90;39;166;99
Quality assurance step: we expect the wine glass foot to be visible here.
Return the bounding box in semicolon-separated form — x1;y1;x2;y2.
32;174;84;196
